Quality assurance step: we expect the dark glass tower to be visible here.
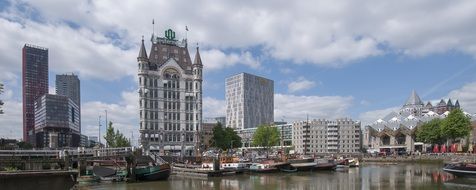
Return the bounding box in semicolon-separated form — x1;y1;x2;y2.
22;44;48;145
56;73;81;132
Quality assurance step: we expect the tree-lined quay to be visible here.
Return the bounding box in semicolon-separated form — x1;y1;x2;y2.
416;109;473;151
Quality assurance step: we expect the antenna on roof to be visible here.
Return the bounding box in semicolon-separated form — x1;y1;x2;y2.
152;19;155;36
185;26;189;39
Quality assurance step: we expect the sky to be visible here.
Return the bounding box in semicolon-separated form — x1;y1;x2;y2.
1;0;476;144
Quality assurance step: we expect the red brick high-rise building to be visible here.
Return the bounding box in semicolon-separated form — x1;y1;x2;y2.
22;44;48;145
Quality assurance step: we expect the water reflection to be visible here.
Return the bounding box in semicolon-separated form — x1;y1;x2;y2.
80;163;476;190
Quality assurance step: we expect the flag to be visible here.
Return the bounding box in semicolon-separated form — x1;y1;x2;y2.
152;19;154;25
186;26;189;31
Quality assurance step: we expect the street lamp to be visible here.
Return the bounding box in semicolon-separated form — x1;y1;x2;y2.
105;110;108;148
98;115;102;146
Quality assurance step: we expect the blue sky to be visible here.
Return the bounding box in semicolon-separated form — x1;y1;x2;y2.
1;0;476;142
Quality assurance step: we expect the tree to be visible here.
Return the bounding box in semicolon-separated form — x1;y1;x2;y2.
441;109;472;142
224;127;242;149
17;141;33;149
0;82;4;114
104;121;131;148
416;118;445;144
210;122;241;150
252;125;280;155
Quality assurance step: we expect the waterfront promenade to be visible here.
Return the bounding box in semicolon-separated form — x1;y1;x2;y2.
362;153;476;163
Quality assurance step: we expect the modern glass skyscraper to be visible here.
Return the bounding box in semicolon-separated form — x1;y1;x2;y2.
225;73;274;130
56;73;81;132
34;94;80;148
22;44;48;145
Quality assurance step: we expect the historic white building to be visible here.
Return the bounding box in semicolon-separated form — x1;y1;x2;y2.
137;29;202;156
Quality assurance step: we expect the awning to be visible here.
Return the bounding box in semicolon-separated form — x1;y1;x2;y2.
379;145;407;149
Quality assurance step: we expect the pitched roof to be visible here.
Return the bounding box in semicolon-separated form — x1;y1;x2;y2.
193;46;202;66
148;37;192;70
137;38;148;61
404;90;424;106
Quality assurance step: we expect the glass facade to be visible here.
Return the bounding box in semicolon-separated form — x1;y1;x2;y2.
226;73;274;130
22;44;48;145
34;94;80;148
56;74;81;133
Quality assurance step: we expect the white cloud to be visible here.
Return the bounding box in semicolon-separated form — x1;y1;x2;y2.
358;106;399;126
280;68;294;74
0;99;23;139
202;97;226;118
0;89;140;143
3;0;476;71
275;94;353;122
0;11;136;81
81;90;139;145
447;82;476;114
201;49;260;71
288;77;317;93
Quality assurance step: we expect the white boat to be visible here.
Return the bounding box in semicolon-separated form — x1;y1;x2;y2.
335;165;349;172
348;158;360;167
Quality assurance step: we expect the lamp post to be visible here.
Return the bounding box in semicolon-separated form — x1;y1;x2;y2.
105;110;108;148
98;115;102;147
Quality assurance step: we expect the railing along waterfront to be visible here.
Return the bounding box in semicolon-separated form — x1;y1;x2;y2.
0;147;134;159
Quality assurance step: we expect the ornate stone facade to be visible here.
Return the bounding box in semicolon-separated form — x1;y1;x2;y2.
137;29;202;156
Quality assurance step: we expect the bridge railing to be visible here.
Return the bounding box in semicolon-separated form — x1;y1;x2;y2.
0;147;135;159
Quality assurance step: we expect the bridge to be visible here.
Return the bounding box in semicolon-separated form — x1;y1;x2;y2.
0;147;135;159
0;147;136;171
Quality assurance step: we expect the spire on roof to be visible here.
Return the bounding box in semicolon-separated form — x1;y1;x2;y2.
404;90;424;106
137;36;148;62
193;45;202;66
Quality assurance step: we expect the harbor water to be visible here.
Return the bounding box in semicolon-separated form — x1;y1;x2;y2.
77;163;476;190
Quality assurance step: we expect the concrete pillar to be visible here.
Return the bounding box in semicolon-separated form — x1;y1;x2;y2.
406;135;413;152
390;136;396;146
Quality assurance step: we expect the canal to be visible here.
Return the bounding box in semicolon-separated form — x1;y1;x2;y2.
78;163;476;190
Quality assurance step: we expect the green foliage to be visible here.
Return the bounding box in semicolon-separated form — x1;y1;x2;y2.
210;123;242;150
252;125;280;149
4;166;17;172
17;141;33;149
104;121;131;148
416;118;444;144
441;109;472;141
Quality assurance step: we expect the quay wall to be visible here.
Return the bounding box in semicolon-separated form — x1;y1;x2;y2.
0;170;76;190
361;154;476;163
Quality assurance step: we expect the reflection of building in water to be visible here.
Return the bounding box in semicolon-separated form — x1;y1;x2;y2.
359;164;442;190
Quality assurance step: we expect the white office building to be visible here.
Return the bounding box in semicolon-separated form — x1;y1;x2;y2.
225;73;274;130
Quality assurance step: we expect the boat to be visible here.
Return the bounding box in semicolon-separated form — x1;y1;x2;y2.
335;165;349;172
443;162;476;177
314;159;337;171
221;162;251;173
134;163;171;181
77;174;100;184
348;158;360;168
249;162;279;173
279;165;298;173
288;157;317;171
92;166;125;182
